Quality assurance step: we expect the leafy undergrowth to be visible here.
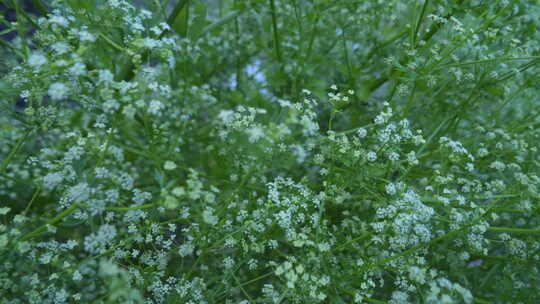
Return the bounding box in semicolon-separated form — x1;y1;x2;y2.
1;0;540;303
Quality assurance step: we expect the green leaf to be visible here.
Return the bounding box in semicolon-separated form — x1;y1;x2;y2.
66;0;96;12
0;80;19;100
329;295;348;304
186;2;208;39
30;0;48;15
195;9;243;39
168;0;190;37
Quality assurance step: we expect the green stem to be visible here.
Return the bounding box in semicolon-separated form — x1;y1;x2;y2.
329;109;337;131
269;0;282;63
494;58;540;83
19;203;80;242
98;33;126;52
197;8;248;39
106;203;158;212
432;56;540;70
356;226;467;275
341;27;355;92
22;186;41;216
0;128;32;175
487;227;540;235
333;232;373;252
167;0;190;31
411;0;430;47
30;0;48;15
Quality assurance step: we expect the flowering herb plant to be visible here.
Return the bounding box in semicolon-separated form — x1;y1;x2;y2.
1;0;540;303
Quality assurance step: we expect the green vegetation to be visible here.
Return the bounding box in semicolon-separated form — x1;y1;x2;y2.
1;0;540;303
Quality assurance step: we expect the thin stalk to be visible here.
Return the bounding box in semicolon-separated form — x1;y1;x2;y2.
106;203;158;212
19;203;80;242
234;0;242;90
404;80;417;116
98;33;126;52
367;1;463;94
223;271;273;294
231;273;255;302
0;128;32;175
197;8;248;39
341;27;355;91
423;0;505;72
494;58;540;83
362;30;407;64
411;0;430;47
269;0;282;63
167;0;190;30
0;37;24;58
333;232;373;252
487;227;540;235
295;10;320;92
30;0;48;15
432;56;540;70
11;0;29;57
22;186;41;216
473;298;491;304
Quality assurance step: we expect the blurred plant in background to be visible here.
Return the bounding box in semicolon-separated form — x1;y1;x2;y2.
1;0;540;303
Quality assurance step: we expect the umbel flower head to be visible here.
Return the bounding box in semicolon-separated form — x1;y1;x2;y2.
1;0;540;303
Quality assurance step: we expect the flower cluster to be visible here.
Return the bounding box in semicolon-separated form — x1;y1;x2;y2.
1;0;540;303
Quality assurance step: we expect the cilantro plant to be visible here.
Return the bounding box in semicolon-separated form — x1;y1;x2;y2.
1;0;540;303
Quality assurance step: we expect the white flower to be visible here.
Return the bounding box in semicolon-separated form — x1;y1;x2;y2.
477;148;489;157
48;82;69;100
143;38;160;48
69;62;86;76
367;151;377;162
43;172;64;190
202;207;218;225
0;207;10;215
84;224;117;254
374;115;385;125
78;29;96;42
28;53;47;68
98;69;114;84
20;90;30;98
246;126;265;143
164;160;177;171
67;183;90;203
407;151;419;165
489;161;506;171
171;187;185;197
388;152;400;161
39;252;53;264
148;99;164;115
178;243;194;257
72;270;82;281
49;15;69;27
132;189;152;204
385;183;397;195
51;42;70;54
357;128;367;138
223;256;235;269
391;291;409;304
408;266;426;284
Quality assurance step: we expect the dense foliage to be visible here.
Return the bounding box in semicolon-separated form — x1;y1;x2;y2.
1;0;540;303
